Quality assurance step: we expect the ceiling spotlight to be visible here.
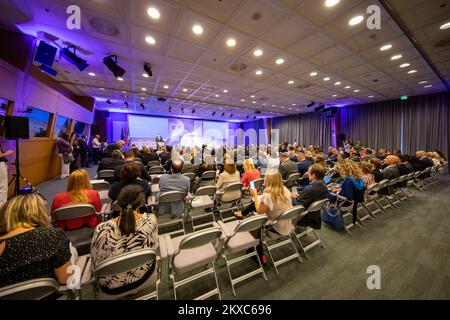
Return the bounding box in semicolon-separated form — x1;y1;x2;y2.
391;54;402;60
147;7;160;20
419;80;428;84
424;84;432;88
252;101;256;104
349;15;364;26
255;69;262;75
61;46;89;71
345;85;351;89
353;89;360;92
440;22;450;30
88;72;95;77
310;71;318;76
226;38;236;47
368;95;374;98
288;80;294;84
276;58;285;65
182;88;188;92
400;63;410;68
143;63;152;77
192;24;203;35
250;95;255;98
254;49;263;56
215;94;219;97
332;94;337;97
407;69;417;74
163;85;169;89
117;77;123;81
323;77;330;81
334;81;341;85
223;89;228;93
325;0;340;7
379;44;392;51
142;73;149;78
141;88;147;91
145;36;156;45
241;99;245;102
103;55;125;79
99;88;105;91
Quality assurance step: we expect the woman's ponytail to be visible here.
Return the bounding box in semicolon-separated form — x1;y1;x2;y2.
117;185;145;236
119;203;136;236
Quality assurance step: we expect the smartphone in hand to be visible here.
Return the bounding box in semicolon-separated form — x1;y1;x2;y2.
250;180;255;190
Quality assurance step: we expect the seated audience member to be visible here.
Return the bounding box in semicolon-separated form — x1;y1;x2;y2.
397;155;414;188
216;160;241;202
361;148;376;161
196;155;216;178
315;155;326;169
109;162;150;202
241;159;261;189
369;158;384;182
328;148;339;162
279;152;298;180
139;146;156;166
97;149;124;172
294;164;329;229
428;152;441;166
158;160;190;216
381;155;400;180
114;150;150;182
360;161;376;187
103;140;125;158
0;194;72;288
288;146;298;162
159;146;171;167
296;150;312;176
181;153;198;174
329;159;365;224
90;185;158;296
416;150;434;178
378;148;387;160
51;169;101;230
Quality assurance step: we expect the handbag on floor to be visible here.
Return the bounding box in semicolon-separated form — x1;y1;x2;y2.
322;206;344;230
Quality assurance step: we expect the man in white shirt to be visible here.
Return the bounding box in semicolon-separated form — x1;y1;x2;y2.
92;134;102;165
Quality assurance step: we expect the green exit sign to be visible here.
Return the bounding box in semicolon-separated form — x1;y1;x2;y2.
400;95;408;100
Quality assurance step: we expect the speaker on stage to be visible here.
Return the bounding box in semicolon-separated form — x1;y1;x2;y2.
5;115;29;140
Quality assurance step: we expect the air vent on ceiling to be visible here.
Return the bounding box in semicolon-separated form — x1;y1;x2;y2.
296;83;312;90
230;60;247;72
336;96;349;100
89;17;120;36
37;31;59;42
435;37;450;47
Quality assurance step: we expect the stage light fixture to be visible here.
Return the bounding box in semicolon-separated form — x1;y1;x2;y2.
181;107;184;114
221;112;225;117
103;55;125;79
124;101;129;108
169;106;172;112
143;63;152;77
140;103;145;109
61;46;89;71
307;101;315;107
192;109;195;114
246;115;249;119
106;99;112;105
230;113;233;117
212;112;216;116
314;104;325;112
253;116;257;120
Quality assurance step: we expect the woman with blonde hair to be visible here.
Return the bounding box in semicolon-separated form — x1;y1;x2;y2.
241;158;261;189
360;161;376;187
216;160;240;202
0;194;72;287
51;169;101;230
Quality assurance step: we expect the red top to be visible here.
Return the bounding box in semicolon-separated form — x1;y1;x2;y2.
241;169;261;189
51;190;102;231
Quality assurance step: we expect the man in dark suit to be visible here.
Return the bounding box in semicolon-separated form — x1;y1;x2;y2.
294;164;329;229
416;150;434;178
139;146;158;166
380;155;400;194
160;146;171;169
155;133;163;144
97;150;124;172
114;149;150;182
278;152;298;180
296;150;312;176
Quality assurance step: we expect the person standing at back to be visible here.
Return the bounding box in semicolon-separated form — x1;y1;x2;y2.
0;143;14;207
91;135;102;165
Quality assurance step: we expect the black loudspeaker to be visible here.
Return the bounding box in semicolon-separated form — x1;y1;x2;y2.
34;41;57;66
5;116;29;140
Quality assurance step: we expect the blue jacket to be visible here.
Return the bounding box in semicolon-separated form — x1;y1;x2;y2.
339;177;364;201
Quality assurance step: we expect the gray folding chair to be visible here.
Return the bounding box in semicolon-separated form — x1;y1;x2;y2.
0;278;59;300
183;172;197;192
283;173;300;189
97;170;115;183
91;180;110;205
149;166;165;175
333;194;356;234
164;227;223;300
156;191;187;237
148;160;161;168
293;199;329;259
52;204;98;255
217;182;244;222
262;206;304;274
216;215;269;296
385;178;404;207
252;178;265;194
93;248;160;300
362;183;386;216
188;186;217;231
198;170;216;187
374;179;394;212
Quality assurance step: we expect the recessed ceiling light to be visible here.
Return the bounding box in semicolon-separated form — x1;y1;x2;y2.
140;97;145;100
424;84;432;88
145;36;156;45
121;91;126;93
345;85;351;89
117;77;123;81
280;106;285;109
400;63;410;68
380;44;392;51
292;103;296;106
407;69;417;74
368;95;374;98
440;22;450;30
226;38;236;47
353;89;360;92
163;85;169;89
310;71;318;77
276;58;285;65
255;70;262;75
391;54;402;60
141;88;146;91
142;73;149;78
147;7;160;20
241;99;245;102
349;15;364;26
334;81;341;85
192;24;203;35
253;49;263;57
325;0;340;7
332;94;337;97
323;77;330;81
99;88;105;90
182;88;188;92
88;72;95;77
419;80;428;84
252;101;256;104
215;94;219;97
250;95;255;98
272;104;276;107
288;80;294;84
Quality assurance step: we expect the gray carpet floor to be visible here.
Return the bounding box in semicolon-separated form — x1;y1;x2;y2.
37;168;450;300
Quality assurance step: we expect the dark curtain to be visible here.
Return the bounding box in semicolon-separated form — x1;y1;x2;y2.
272;112;332;147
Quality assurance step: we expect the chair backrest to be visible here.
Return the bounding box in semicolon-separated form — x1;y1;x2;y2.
0;278;59;300
195;186;216;197
182;173;196;181
286;173;300;181
177;227;222;251
91;180;110;191
147;160;161;168
158;190;186;204
252;178;265;190
305;199;330;213
52;204;97;221
149;166;165;174
97;170;115;179
94;248;157;278
223;182;243;193
377;179;389;189
201;170;216;180
365;183;379;194
233;215;268;234
388;178;399;186
277;205;305;222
